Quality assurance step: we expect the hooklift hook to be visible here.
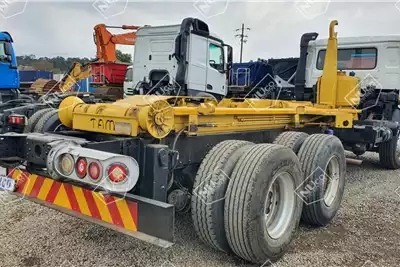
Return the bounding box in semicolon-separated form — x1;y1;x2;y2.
329;20;339;39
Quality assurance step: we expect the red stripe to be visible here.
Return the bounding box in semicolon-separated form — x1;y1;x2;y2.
82;189;101;220
126;201;138;226
104;196;124;227
29;176;45;198
45;181;62;203
16;172;30;194
8;169;15;177
63;184;81;213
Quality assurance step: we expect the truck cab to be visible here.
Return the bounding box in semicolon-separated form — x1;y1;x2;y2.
132;18;232;98
305;36;400;121
0;31;19;102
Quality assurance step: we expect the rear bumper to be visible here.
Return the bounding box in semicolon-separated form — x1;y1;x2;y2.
7;168;175;248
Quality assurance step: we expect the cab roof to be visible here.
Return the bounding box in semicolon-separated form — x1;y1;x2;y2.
310;35;400;47
0;32;13;41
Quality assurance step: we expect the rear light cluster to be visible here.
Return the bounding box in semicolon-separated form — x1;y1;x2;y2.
8;115;26;125
47;144;139;193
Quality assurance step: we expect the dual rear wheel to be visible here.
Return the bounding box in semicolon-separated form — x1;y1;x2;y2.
24;108;63;133
191;132;346;264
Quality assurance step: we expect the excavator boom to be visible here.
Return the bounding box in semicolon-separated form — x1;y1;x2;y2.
94;24;140;62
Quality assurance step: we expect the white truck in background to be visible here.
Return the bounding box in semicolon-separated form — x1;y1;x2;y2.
131;19;232;99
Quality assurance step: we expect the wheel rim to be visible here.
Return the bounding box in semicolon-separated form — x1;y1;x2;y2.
323;156;341;207
264;171;295;240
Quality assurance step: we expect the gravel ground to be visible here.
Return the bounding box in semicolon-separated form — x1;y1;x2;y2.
0;152;399;267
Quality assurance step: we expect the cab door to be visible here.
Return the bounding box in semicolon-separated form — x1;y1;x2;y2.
187;34;208;92
206;41;227;96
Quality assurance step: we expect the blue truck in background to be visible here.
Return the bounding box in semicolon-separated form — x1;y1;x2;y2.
0;31;109;135
0;31;51;133
228;58;299;99
0;31;20;102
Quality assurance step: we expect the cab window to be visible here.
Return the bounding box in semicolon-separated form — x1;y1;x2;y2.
317;48;377;70
0;41;8;63
209;44;224;71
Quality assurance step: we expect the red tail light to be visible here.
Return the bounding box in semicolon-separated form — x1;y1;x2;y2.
108;164;128;183
88;161;101;181
8;115;26;125
75;158;87;178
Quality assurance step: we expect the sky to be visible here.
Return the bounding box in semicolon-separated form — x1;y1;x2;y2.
1;0;400;63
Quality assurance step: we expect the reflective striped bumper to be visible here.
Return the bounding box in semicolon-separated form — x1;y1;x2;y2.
7;169;174;247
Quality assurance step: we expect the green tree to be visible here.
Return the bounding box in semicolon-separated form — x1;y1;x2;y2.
116;50;132;63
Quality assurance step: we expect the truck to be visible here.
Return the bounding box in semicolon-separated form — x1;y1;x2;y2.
0;31;52;133
0;19;396;265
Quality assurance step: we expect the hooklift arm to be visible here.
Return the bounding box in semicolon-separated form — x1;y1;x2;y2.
57;95;359;139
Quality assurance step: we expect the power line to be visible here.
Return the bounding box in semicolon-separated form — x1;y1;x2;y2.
235;23;251;63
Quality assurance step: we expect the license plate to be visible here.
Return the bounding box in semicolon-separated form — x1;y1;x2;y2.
0;176;16;192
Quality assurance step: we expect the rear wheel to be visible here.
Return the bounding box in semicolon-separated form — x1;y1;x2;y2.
191;140;254;252
379;133;400;169
298;134;346;226
34;109;63;133
24;108;54;133
273;131;309;154
224;144;303;264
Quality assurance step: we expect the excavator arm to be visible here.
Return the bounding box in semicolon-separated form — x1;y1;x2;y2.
94;24;140;62
59;62;92;93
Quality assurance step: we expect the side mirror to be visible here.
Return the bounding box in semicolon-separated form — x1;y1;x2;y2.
4;42;12;56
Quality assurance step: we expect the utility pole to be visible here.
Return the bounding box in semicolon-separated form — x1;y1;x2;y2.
235;23;251;63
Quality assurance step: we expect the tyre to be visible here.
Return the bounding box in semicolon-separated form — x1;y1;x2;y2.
273;131;309;154
23;108;54;133
33;109;62;133
378;133;400;169
298;134;346;226
224;144;303;264
191;140;254;253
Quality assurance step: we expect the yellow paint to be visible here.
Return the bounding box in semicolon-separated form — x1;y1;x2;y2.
92;192;113;224
72;186;92;217
12;170;31;195
317;20;360;109
23;174;37;196
115;200;137;231
36;179;54;200
11;169;21;180
53;184;72;210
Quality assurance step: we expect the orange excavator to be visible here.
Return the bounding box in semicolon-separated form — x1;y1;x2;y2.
94;24;140;62
57;24;141;93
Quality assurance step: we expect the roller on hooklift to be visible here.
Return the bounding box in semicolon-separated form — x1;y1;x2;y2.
0;19;361;264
